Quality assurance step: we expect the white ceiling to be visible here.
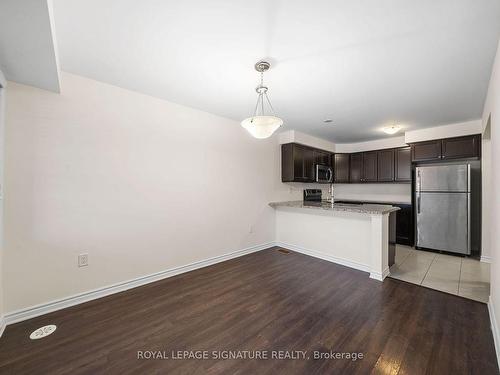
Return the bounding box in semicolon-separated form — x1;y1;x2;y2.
5;1;500;142
0;0;60;92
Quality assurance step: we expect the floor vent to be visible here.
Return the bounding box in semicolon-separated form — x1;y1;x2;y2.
29;325;57;340
278;249;291;254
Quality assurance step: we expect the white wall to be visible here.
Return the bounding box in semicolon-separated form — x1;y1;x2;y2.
3;72;293;312
334;136;407;153
0;0;60;92
278;130;335;152
482;122;492;261
333;184;411;204
482;40;500;363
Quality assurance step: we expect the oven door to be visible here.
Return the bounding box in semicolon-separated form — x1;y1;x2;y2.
316;165;333;183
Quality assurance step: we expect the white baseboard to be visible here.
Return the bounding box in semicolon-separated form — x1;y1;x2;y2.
275;241;370;273
370;267;390;282
488;296;500;367
481;255;492;264
0;316;5;338
4;242;274;326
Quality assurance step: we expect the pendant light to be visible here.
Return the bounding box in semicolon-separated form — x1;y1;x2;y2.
241;61;283;139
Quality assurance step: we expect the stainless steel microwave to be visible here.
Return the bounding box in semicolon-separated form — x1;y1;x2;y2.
316;164;333;183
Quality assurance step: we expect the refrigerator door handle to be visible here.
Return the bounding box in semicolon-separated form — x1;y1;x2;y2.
467;164;471;192
416;168;421;214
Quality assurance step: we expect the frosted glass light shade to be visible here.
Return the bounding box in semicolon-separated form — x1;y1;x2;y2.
241;116;283;139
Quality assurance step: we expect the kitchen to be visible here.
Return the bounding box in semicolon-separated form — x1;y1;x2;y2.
272;128;488;302
0;1;499;374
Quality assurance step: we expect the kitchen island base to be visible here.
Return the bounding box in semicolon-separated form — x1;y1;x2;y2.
271;202;398;281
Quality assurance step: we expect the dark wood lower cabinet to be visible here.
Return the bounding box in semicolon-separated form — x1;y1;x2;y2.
394;204;413;246
334;200;413;246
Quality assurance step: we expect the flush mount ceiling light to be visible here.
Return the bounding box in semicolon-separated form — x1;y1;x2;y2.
383;124;402;135
241;61;283;139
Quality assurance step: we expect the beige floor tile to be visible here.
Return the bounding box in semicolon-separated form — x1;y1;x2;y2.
390;252;434;284
458;282;490;303
394;246;412;265
390;265;426;284
422;257;461;295
412;250;438;261
389;249;490;303
461;258;490;282
458;258;490;303
396;244;414;251
435;253;463;265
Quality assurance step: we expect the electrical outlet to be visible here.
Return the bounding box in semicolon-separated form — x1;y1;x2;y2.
78;253;89;267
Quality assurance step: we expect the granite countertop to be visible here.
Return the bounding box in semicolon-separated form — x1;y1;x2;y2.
269;200;400;215
333;198;411;206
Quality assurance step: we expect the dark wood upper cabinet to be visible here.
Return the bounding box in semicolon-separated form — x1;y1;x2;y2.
292;145;307;181
441;135;480;160
281;143;328;182
410;134;481;162
282;143;308;182
411;140;442;162
295;145;314;182
334;154;350;183
282;135;480;184
362;151;378;182
349;153;363;183
394;147;411;182
314;150;332;167
377;149;395;182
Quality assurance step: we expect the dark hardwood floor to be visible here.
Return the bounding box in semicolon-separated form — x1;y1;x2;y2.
0;247;498;374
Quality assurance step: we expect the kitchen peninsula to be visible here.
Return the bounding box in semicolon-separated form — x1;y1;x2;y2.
269;201;399;281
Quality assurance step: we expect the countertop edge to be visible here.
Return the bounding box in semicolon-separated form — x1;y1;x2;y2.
269;201;400;215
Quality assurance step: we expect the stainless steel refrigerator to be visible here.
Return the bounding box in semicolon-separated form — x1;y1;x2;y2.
415;163;480;255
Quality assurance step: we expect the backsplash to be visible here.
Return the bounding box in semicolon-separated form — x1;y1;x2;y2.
333;183;412;203
275;182;411;204
278;182;331;201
